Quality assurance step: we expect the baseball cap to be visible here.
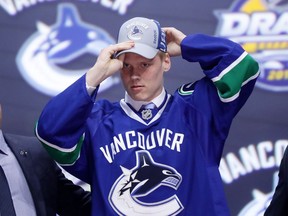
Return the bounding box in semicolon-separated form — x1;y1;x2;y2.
115;17;167;59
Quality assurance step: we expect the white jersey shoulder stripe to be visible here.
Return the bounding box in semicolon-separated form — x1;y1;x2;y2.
35;124;80;153
212;51;247;82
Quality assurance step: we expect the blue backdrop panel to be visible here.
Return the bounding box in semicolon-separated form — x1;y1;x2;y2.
0;0;287;215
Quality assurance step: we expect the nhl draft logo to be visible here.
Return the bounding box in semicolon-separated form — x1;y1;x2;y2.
215;0;288;92
16;3;120;96
108;150;183;215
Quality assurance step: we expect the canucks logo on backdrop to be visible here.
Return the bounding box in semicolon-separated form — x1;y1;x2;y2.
238;172;277;216
109;150;183;215
16;3;120;96
215;0;288;92
219;139;288;215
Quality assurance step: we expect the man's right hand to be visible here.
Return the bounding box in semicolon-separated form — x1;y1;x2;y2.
86;41;135;87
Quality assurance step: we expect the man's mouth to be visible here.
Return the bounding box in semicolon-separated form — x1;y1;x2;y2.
131;85;143;89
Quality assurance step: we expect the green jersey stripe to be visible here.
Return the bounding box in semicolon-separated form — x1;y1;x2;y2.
42;140;83;165
213;53;259;101
35;123;84;165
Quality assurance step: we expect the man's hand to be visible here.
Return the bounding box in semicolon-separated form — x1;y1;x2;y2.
86;41;134;87
163;27;186;57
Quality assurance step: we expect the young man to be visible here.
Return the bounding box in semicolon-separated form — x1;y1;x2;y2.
0;104;91;216
36;17;260;215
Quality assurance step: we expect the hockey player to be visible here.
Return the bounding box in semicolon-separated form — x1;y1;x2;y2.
35;17;260;215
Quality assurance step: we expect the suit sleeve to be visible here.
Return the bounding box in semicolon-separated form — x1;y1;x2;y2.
54;164;92;216
19;135;92;216
264;147;288;216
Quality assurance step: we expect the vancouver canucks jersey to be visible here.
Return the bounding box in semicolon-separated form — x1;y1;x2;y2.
36;34;259;216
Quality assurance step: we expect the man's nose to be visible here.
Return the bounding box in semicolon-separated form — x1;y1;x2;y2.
130;69;141;80
129;67;141;76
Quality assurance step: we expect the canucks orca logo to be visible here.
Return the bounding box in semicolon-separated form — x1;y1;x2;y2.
128;26;143;41
178;82;195;95
131;26;143;35
16;3;120;96
238;172;278;216
215;0;288;92
109;150;183;215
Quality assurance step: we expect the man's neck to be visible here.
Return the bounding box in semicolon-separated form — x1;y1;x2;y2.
125;88;166;111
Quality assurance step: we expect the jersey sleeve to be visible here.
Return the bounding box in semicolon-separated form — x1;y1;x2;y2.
178;34;260;164
35;74;96;183
180;34;259;103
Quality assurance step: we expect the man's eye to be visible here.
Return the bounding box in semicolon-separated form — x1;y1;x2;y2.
123;63;131;69
140;63;149;69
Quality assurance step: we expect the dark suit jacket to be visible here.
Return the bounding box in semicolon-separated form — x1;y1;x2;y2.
264;146;288;216
3;133;91;216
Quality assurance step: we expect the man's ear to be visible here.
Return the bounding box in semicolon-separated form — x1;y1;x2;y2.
163;53;171;72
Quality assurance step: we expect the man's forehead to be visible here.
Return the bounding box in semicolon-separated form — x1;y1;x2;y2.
123;52;156;61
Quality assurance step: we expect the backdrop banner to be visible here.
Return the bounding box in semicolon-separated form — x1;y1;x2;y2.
1;0;287;215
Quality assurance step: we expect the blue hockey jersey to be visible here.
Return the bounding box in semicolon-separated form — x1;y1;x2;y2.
36;34;259;216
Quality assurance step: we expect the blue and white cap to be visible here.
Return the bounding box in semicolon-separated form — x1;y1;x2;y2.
115;17;167;59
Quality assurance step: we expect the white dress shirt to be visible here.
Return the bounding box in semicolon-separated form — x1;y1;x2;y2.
124;87;166;111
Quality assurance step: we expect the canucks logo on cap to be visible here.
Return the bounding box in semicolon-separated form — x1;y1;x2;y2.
116;17;167;59
128;26;143;40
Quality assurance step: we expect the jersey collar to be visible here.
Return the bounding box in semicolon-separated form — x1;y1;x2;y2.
124;88;166;111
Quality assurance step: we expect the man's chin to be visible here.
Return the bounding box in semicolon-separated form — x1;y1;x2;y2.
129;93;147;102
